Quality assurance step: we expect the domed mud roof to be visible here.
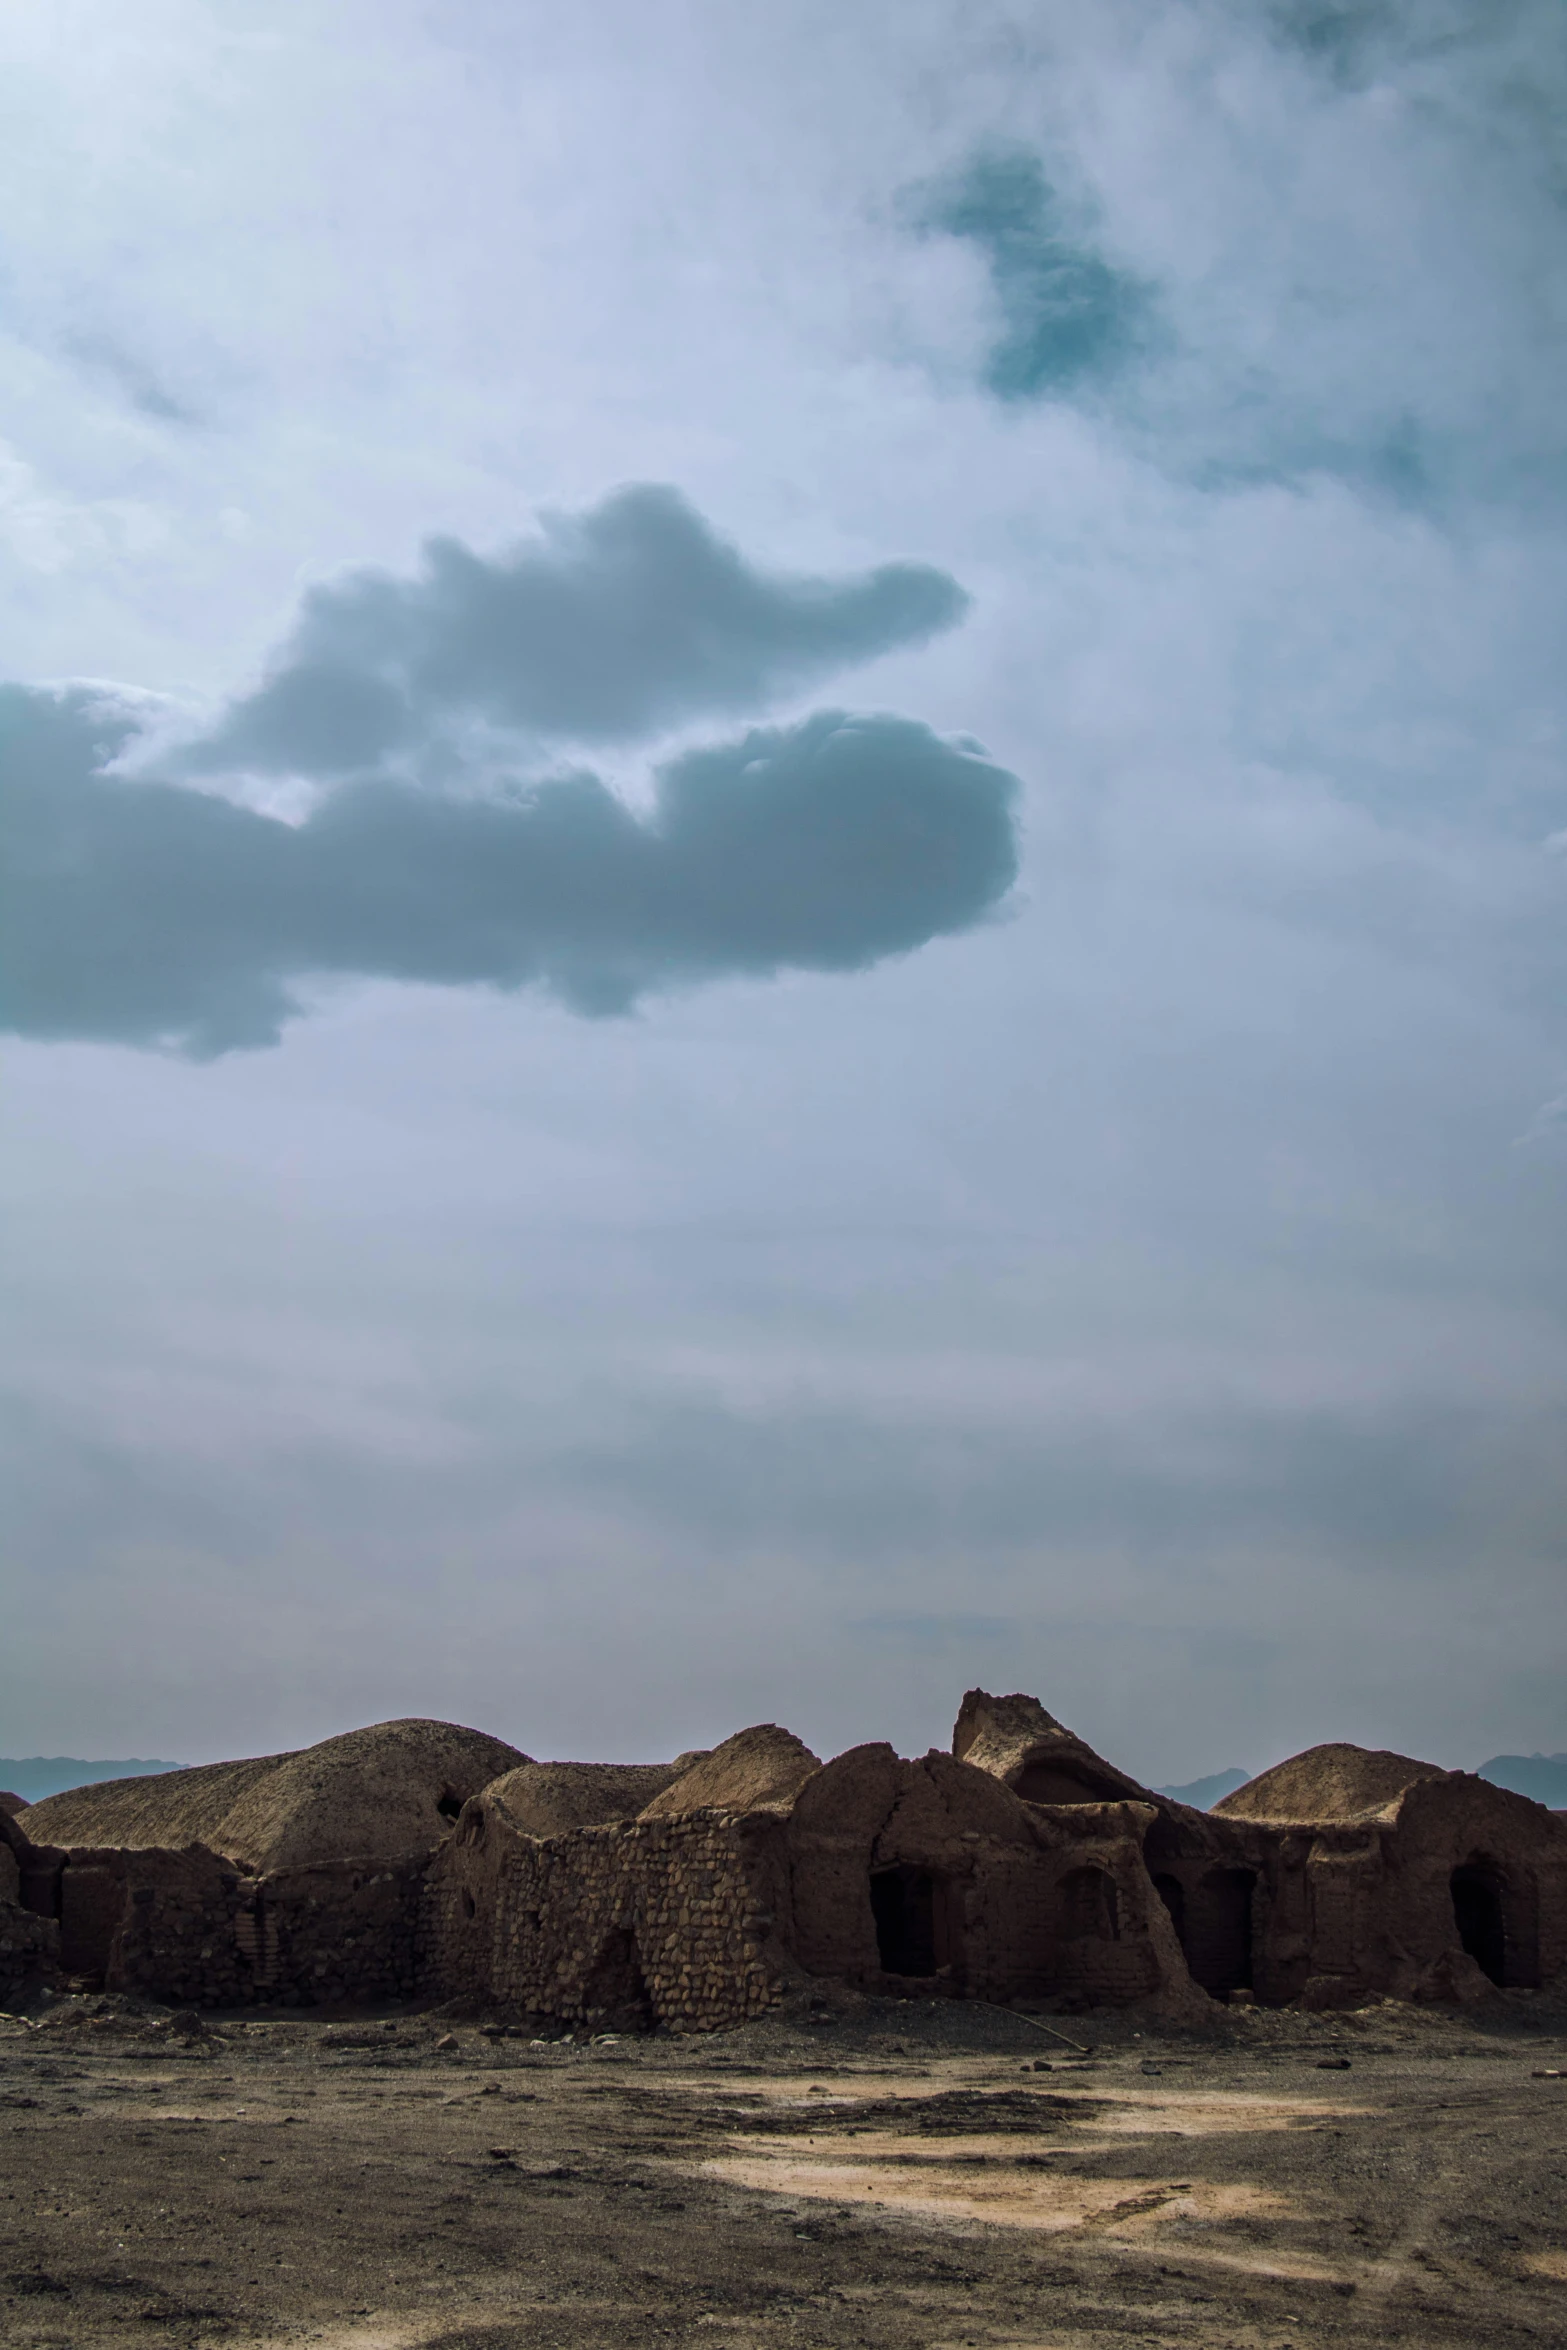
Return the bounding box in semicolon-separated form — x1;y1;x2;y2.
639;1724;822;1818
19;1719;528;1872
1213;1743;1449;1824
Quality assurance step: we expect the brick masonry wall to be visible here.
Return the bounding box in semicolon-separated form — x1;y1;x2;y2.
255;1858;428;2006
423;1801;795;2031
786;1797;1178;2009
32;1845;437;2011
97;1847;251;2005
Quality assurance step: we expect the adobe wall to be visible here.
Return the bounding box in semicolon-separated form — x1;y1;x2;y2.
0;1895;61;2001
0;1813;438;2011
784;1745;1196;2012
103;1850;434;2009
1143;1775;1567;2009
423;1795;795;2031
247;1857;430;2007
0;1811;65;1998
82;1845;249;2004
1274;1779;1567;2008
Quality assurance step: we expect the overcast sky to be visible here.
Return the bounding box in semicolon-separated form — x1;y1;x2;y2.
3;0;1565;1784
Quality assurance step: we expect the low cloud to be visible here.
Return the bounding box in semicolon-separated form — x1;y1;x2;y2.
910;149;1153;404
0;687;1018;1053
180;484;968;776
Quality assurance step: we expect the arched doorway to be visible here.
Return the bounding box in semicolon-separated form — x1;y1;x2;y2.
1185;1867;1255;1997
1450;1861;1519;1987
1057;1866;1120;1942
870;1866;939;1977
580;1927;654;2031
1152;1872;1187;1948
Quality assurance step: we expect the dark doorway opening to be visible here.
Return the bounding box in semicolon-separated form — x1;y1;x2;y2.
1058;1866;1120;1942
436;1790;464;1822
870;1866;939;1976
1014;1762;1122;1805
1185;1868;1255;1997
580;1928;654;2031
1451;1863;1507;1986
1153;1872;1187;1948
59;1865;125;1982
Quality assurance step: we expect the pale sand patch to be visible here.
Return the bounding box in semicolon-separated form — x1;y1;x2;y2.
1082;2089;1372;2136
699;2148;1286;2235
728;2130;1076;2163
1527;2248;1567;2281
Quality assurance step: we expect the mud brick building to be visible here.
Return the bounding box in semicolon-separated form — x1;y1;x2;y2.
5;1690;1564;2024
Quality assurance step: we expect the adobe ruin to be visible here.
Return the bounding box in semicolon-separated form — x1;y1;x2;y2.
4;1692;1563;2026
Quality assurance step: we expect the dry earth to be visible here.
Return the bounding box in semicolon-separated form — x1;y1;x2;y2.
3;1990;1565;2349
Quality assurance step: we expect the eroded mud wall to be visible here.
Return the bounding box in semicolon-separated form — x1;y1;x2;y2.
784;1746;1195;2010
424;1799;795;2031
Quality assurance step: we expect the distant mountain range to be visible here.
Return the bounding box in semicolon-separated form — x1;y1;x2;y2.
1476;1754;1567;1808
1154;1769;1250;1810
0;1758;183;1803
1157;1756;1567;1812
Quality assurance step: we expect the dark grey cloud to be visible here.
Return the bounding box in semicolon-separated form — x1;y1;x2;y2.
0;687;1018;1054
909;149;1154;405
1267;0;1517;86
180;484;969;775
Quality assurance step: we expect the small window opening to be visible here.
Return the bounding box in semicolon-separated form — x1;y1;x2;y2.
1058;1866;1120;1942
461;1888;477;1921
1451;1863;1506;1986
1153;1872;1186;1947
870;1866;938;1976
436;1790;464;1822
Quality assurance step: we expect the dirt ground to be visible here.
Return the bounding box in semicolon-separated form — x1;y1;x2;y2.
3;1987;1565;2350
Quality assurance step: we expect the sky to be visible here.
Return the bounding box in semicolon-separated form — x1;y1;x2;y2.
2;0;1565;1784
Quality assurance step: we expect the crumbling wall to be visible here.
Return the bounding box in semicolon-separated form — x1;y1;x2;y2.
0;1896;61;2000
423;1796;795;2030
784;1746;1194;2010
0;1811;63;1994
1138;1807;1285;2002
0;1823;437;2011
1028;1803;1191;2009
110;1850;433;2009
98;1846;251;2004
250;1857;429;2006
1151;1765;1567;2010
785;1745;1050;2000
1284;1778;1567;2008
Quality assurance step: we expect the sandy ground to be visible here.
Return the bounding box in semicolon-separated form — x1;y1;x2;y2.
3;1989;1565;2349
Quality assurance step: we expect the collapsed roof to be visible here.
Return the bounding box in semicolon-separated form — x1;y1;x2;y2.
486;1758;707;1840
952;1689;1163;1808
638;1724;823;1818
